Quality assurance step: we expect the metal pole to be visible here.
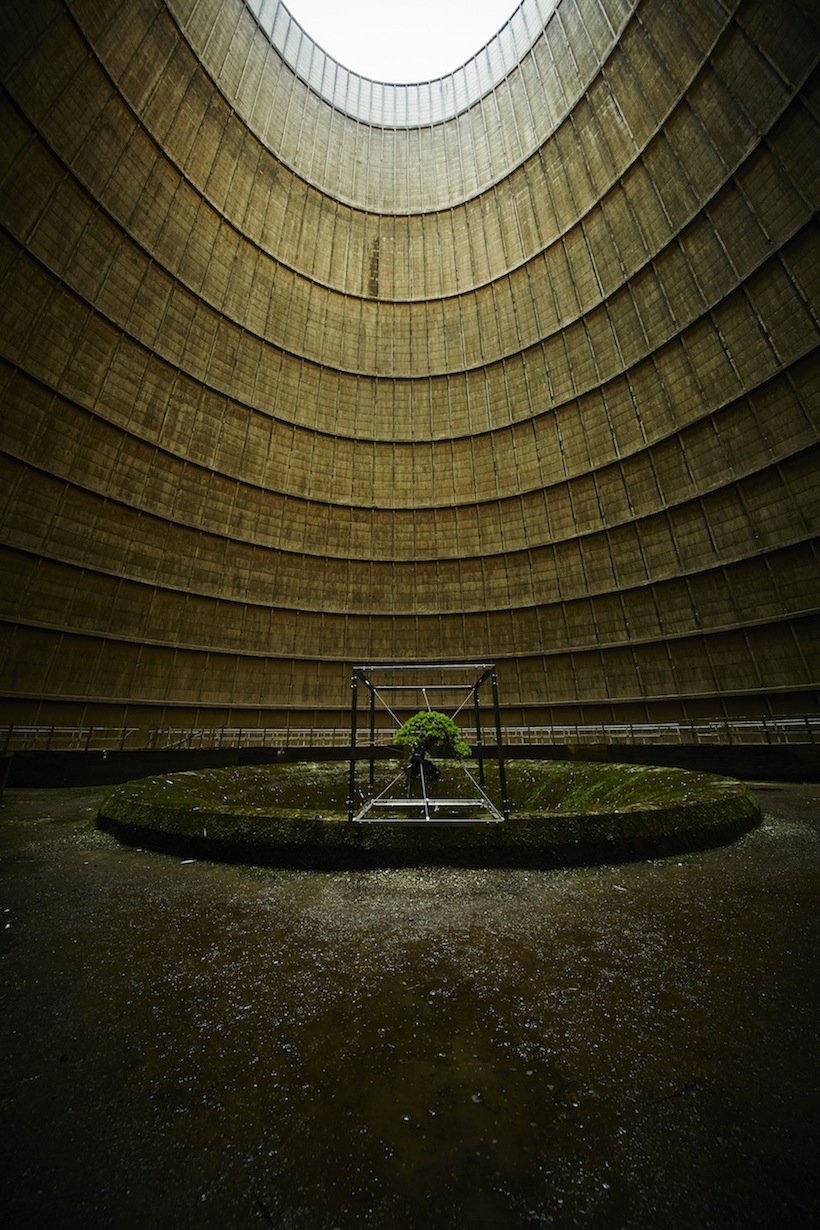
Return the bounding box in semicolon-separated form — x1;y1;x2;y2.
348;672;358;822
474;685;485;788
491;668;509;821
369;682;376;794
420;756;430;821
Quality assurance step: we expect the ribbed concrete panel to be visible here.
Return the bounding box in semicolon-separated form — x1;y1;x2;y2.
0;0;818;733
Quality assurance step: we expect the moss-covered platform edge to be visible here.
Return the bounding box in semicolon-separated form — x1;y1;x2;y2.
96;760;761;868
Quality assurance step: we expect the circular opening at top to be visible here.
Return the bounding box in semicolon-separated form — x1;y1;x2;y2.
285;0;520;83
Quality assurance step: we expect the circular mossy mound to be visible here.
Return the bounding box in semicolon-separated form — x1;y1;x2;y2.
97;759;760;868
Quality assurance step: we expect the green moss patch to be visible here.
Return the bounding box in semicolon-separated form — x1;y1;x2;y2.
97;759;760;867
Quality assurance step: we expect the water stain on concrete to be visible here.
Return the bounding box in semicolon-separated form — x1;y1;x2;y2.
1;783;818;1228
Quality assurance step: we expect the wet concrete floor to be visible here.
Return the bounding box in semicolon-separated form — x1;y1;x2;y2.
1;782;818;1229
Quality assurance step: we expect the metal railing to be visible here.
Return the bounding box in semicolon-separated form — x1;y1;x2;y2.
501;718;820;746
2;716;818;753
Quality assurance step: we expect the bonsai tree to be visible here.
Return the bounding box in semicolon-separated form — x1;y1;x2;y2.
394;710;471;761
394;710;470;790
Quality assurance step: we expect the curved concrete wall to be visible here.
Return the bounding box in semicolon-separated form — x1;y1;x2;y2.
0;0;818;732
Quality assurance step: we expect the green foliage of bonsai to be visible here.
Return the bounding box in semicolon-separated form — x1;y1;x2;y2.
394;710;471;759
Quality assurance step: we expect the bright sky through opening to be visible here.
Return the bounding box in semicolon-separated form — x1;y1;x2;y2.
285;0;520;82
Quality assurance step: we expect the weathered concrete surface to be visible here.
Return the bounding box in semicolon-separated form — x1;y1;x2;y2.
95;760;761;868
1;782;818;1228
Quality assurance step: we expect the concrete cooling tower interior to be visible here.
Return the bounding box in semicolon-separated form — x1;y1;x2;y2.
0;0;818;743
